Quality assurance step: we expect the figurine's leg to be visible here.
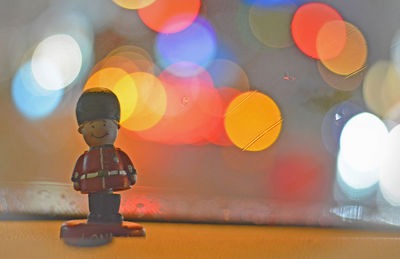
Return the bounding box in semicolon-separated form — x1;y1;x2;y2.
103;193;123;223
88;193;105;223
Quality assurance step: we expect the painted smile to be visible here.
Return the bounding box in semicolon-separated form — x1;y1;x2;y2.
92;133;109;139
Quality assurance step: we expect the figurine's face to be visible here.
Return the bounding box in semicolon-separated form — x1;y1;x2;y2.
79;119;119;147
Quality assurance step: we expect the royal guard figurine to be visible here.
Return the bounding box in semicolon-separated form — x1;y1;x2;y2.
60;88;145;246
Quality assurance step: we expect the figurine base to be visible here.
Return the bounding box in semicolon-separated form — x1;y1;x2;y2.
60;220;145;246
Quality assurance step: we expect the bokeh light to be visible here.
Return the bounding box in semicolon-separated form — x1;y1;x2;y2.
319;22;367;76
207;59;250;92
155;17;217;70
249;1;296;48
339;112;388;172
121;72;167;131
112;0;156;10
337;150;379;198
31;34;82;91
291;3;346;59
84;68;137;122
317;61;366;91
138;0;201;33
321;101;363;155
363;61;400;117
29;7;94;81
380;62;400;118
12;62;63;119
380;125;400;206
362;61;389;116
224;91;282;151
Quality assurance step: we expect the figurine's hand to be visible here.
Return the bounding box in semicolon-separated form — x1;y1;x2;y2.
129;174;137;186
73;181;81;191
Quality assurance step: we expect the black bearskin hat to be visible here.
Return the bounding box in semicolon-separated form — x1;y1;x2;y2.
76;88;120;125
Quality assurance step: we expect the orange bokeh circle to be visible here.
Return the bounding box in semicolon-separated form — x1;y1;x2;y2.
224;91;282;151
319;22;367;76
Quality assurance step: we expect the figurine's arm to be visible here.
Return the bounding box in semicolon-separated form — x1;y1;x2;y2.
118;149;137;185
71;153;85;191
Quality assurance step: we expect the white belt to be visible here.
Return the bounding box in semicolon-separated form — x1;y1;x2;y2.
80;170;127;180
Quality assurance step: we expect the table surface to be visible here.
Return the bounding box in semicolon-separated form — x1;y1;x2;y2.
2;221;400;258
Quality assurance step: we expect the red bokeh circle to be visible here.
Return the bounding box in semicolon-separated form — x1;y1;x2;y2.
138;0;201;33
291;3;346;59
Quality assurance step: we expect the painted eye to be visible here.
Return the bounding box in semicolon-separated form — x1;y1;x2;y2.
103;123;106;126
91;125;95;128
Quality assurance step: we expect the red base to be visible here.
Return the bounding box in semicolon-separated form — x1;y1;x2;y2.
60;220;145;246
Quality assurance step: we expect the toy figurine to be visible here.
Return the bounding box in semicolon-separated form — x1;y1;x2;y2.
60;88;145;246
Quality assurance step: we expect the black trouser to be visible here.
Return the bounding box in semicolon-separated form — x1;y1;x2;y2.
88;192;122;223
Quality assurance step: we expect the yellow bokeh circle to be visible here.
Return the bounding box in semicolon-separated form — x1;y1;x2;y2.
362;61;400;117
224;91;282;151
112;0;156;10
84;67;138;122
121;72;167;131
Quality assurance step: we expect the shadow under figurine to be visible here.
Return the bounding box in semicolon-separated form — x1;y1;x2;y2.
60;88;145;246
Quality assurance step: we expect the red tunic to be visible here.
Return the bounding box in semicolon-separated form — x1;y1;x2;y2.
71;145;136;194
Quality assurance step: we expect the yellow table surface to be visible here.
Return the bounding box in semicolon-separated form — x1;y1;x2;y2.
1;221;400;258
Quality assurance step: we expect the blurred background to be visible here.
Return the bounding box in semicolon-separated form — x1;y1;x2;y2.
1;0;400;228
